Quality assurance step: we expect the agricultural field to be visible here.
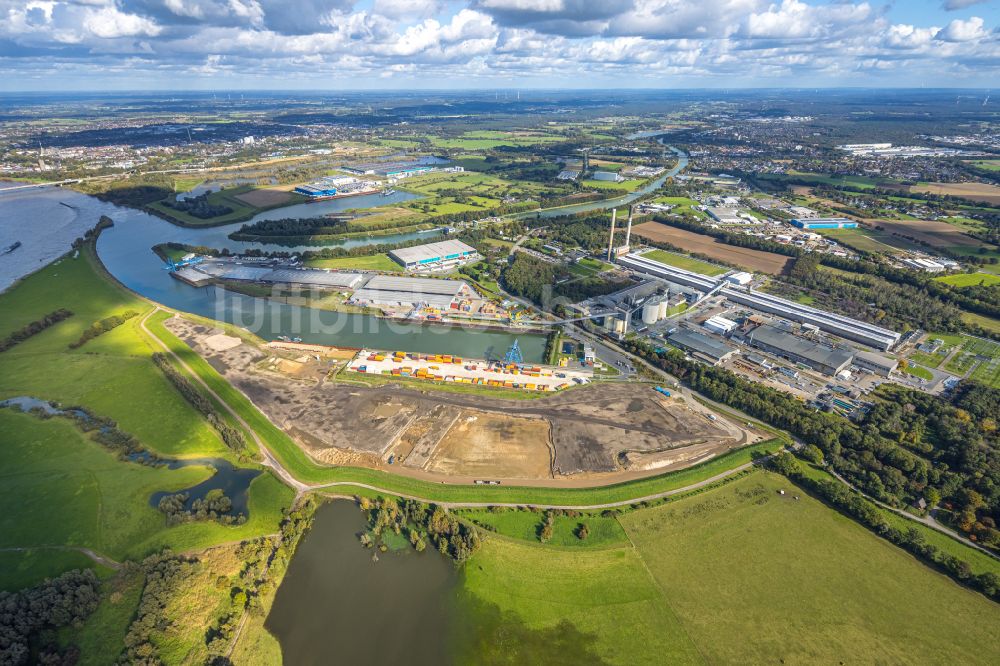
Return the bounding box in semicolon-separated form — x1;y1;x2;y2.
460;472;1000;665
581;178;646;191
913;181;1000;206
818;227;924;254
968;160;1000;172
305;253;401;272
962;311;1000;336
935;272;1000;287
631;222;794;274
867;216;998;254
429;131;565;150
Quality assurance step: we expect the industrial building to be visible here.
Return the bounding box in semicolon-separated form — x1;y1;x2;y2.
593;171;624;182
193;262;365;289
349;275;475;309
666;329;738;366
621;250;900;351
853;351;898;377
706;207;742;224
703;315;738;336
725;271;753;286
719;288;900;351
745;324;854;376
619;253;719;292
902;257;947;272
389;240;480;272
791;218;858;230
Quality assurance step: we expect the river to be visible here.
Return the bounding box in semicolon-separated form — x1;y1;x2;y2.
0;142;684;361
0;184;546;361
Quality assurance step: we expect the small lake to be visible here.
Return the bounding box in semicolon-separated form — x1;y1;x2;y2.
265;501;457;666
1;396;260;517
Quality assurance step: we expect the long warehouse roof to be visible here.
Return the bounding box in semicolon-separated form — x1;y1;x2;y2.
361;274;470;296
389;240;476;264
749;325;854;371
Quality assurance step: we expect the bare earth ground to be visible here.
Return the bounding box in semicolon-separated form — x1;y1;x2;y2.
166;317;761;481
631;222;793;274
863;218;986;249
911;182;1000;206
234;188;294;207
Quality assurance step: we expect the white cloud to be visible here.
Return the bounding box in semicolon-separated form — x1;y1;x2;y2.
935;16;988;42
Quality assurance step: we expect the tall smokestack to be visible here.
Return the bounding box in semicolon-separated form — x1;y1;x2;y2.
624;205;634;250
606;208;617;261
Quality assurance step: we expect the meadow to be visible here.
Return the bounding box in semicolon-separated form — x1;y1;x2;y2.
642;248;727;276
935;272;1000;287
147;184;305;227
0;247;294;586
457;471;1000;664
305;253;401;272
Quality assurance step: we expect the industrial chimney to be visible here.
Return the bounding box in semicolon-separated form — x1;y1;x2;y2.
606;208;617;262
623;205;634;251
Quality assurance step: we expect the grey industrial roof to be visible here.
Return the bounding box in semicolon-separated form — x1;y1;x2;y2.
667;329;737;361
749;325;854;371
362;275;469;296
854;351;898;370
196;262;364;289
389;240;476;265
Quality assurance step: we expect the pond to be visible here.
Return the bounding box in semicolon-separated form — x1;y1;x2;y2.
265;501;457;666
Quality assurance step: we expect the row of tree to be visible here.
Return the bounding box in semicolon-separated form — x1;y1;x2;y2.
0;309;73;353
151;352;252;460
622;337;998;549
771;452;1000;601
162;191;233;219
68;310;139;349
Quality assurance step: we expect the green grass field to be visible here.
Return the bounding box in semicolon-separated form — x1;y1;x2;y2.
903;363;934;381
641;248;726;276
614;472;1000;663
818;227;922;254
458;472;1000;664
581;178;645;191
935;272;1000;287
457;509;627;548
962;311;1000;336
305;253;401;272
0;247;294;581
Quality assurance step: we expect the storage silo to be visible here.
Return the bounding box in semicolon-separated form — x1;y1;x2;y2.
658;299;669;319
642;302;660;325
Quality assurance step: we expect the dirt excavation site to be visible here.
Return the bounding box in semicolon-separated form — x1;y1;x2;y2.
166;317;762;483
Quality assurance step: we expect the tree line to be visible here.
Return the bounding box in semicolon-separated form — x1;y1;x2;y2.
770;452;1000;602
622;337;999;548
151;352;251;460
68;310;139;349
0;309;73;353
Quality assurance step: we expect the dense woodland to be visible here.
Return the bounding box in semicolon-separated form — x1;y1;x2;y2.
162;191;233;219
501;252;629;306
157;488;245;526
359;497;481;563
0;569;101;665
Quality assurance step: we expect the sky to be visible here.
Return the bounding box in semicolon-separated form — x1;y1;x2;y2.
2;0;998;90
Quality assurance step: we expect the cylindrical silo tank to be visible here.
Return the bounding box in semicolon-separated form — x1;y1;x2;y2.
642;302;659;325
658;300;669;319
613;318;625;334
